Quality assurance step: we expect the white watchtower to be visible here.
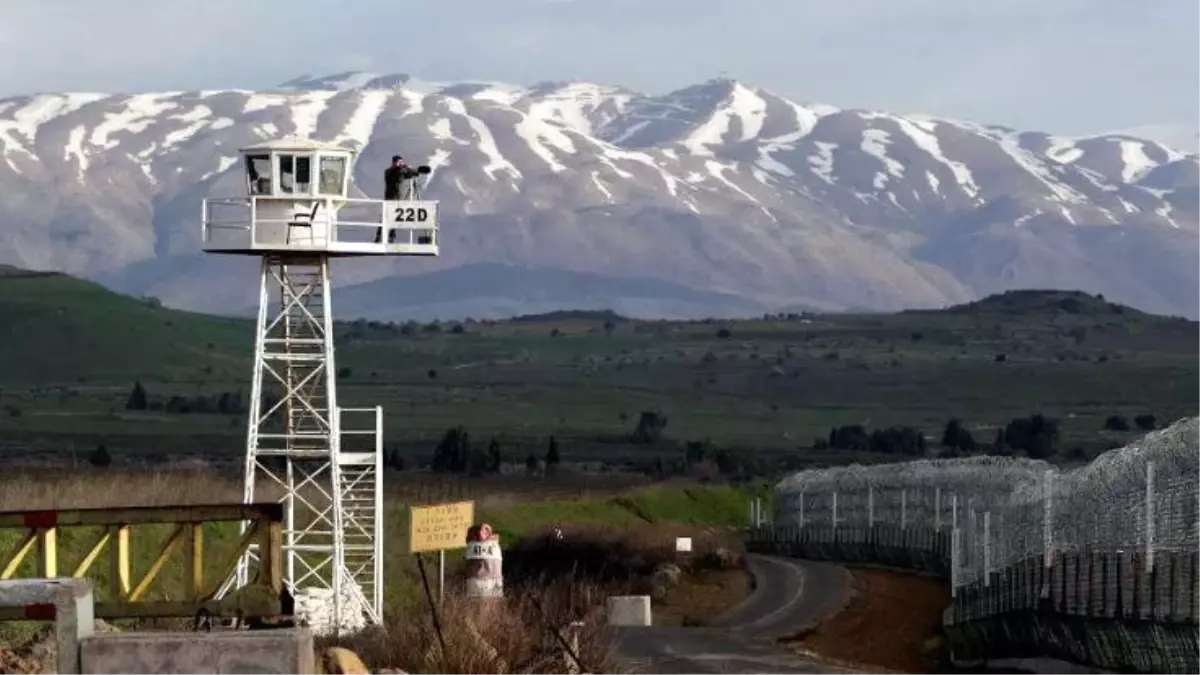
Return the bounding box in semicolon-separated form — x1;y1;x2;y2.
202;138;439;633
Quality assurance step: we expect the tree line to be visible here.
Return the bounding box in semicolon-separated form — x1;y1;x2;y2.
125;381;245;415
820;411;1161;461
417;426;562;476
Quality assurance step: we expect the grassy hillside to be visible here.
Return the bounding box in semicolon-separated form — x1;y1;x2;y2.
1;267;1196;464
0;266;249;382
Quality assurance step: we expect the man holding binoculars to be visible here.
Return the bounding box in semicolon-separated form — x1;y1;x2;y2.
376;154;431;243
383;155;431;199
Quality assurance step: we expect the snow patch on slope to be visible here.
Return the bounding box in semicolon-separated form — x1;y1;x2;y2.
526;83;624;136
200;156;238;181
860;129;905;187
1118;140;1156;183
290;90;337;138
808;142;837;184
335;90;392;149
64;125;89;179
444;98;520;180
514;110;577;172
0;94;104;171
892;117;980;199
89;93;179;149
1045;136;1084;164
682;83;767;157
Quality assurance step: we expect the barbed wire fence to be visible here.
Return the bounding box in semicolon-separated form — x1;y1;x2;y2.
759;417;1199;631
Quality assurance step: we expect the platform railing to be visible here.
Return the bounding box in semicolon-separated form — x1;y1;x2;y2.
202;196;438;254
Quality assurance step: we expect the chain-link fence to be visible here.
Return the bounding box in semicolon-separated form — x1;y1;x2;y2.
767;417;1198;621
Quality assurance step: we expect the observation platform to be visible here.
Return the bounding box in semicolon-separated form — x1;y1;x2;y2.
201;137;439;257
202;196;438;257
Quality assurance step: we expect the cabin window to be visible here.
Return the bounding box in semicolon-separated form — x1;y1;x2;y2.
245;154;271;195
277;154;312;195
319;156;347;195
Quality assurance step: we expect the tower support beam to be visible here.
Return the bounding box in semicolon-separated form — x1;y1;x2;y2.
231;255;379;633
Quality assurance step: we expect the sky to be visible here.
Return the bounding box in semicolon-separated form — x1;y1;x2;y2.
0;0;1196;145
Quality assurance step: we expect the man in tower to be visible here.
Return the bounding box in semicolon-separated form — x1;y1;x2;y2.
384;155;409;200
377;155;408;243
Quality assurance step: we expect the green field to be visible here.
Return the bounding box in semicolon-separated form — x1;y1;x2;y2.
0;266;1196;466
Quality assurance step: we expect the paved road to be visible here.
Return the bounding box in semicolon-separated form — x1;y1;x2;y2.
612;554;852;673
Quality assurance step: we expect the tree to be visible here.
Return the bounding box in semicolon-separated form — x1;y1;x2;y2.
545;436;561;470
165;395;190;414
631;411;668;444
716;328;732;339
1134;414;1157;431
125;381;148;411
941;419;977;452
603;320;616;337
714;448;738;475
524;452;539;475
487;438;503;473
89;443;112;468
383;446;406;471
828;425;870;450
466;444;488;477
1103;414;1130;431
868;426;927;455
1002;414;1059;459
431;426;470;473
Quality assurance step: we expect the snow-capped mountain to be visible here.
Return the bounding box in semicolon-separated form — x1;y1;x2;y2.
0;72;1196;319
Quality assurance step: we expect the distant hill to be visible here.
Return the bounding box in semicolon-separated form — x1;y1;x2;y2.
330;262;769;321
914;289;1163;318
1;267;1195;386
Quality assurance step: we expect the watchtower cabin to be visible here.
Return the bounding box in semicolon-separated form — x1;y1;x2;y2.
201;138;439;256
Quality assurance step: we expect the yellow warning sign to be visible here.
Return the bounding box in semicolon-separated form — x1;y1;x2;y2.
409;500;476;553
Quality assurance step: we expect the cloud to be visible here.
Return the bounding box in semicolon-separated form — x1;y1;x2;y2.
0;0;1194;138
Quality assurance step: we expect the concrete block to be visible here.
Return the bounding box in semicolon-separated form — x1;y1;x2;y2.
606;595;652;627
80;628;315;674
0;578;95;674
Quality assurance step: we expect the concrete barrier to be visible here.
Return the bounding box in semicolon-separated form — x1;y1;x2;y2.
0;578;95;674
606;595;652;627
80;628;315;674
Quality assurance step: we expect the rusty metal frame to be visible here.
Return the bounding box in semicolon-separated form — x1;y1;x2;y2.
0;503;284;621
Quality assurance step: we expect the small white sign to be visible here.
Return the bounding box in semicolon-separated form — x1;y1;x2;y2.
675;537;692;553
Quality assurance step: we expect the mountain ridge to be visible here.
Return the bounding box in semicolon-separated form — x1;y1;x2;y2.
0;71;1195;319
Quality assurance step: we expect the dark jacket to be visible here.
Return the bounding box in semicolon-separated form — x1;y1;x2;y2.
384;165;408;200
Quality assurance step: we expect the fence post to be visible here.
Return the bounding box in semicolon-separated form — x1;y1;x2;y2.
868;485;875;528
951;518;960;598
983;511;992;587
1042;470;1054;569
952;494;959;570
900;489;908;530
831;491;838;528
935;487;942;531
1142;461;1154;575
